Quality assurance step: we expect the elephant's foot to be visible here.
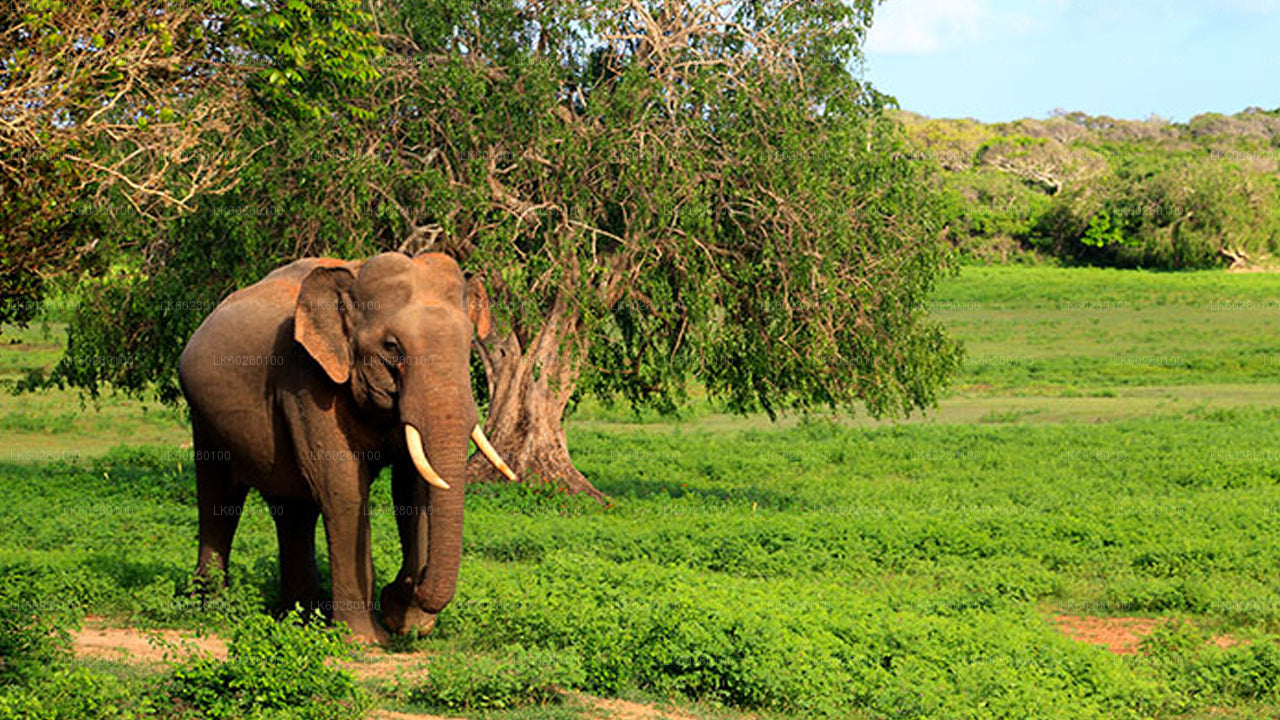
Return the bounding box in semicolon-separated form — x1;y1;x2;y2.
379;581;437;636
332;605;390;644
190;565;231;611
347;621;390;645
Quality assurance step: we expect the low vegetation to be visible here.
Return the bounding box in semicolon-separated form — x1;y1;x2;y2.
4;266;1280;718
404;646;585;711
167;611;367;720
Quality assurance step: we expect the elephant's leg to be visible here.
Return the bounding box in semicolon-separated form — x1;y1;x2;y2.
266;495;323;615
194;451;248;589
319;481;387;643
380;464;436;635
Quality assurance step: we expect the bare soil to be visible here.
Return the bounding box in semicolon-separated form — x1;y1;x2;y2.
1052;614;1242;655
75;619;229;663
1052;614;1165;655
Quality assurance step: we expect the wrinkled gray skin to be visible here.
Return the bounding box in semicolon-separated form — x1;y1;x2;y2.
179;252;489;642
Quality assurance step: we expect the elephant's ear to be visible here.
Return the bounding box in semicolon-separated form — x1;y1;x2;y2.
466;274;492;340
295;266;358;384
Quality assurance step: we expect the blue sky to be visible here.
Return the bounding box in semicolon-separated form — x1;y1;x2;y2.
862;0;1280;122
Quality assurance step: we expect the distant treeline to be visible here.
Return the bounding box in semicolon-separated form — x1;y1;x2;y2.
897;108;1280;269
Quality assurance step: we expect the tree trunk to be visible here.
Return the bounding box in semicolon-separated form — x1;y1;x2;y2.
468;292;606;501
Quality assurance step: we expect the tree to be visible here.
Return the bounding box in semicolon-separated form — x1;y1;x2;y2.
0;0;251;327
45;0;963;498
0;0;384;328
974;135;1105;195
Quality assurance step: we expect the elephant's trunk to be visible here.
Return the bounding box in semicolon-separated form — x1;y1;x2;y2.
401;370;474;615
412;426;468;613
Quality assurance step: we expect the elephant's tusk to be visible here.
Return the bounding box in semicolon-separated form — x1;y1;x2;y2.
405;425;450;490
472;424;518;482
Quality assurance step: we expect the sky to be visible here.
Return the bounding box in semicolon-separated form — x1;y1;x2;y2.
862;0;1280;122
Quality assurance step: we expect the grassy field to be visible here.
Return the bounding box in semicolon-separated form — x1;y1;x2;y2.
5;266;1280;719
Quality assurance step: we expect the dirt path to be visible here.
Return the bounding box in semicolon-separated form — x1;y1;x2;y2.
75;621;228;662
74;620;437;684
72;620;701;720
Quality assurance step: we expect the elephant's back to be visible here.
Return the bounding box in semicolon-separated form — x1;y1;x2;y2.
181;277;301;378
182;257;360;365
262;256;358;278
178;259;354;475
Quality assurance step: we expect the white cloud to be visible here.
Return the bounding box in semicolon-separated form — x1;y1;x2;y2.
866;0;988;55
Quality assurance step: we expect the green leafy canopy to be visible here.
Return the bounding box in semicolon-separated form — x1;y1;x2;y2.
38;0;961;421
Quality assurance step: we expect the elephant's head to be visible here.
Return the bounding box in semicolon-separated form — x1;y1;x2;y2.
292;251;513;615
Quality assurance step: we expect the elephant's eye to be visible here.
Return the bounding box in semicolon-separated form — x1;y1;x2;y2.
382;338;403;363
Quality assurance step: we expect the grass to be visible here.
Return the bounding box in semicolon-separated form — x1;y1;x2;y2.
0;324;188;461
930;266;1280;394
5;265;1280;717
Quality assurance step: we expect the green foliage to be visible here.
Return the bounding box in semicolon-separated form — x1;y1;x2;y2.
229;0;383;119
0;664;152;720
167;610;367;719
13;267;1280;717
440;552;1174;718
409;646;585;710
1081;210;1129;248
1;1;246;329
901;109;1280;269
0;576;75;687
49;0;960;428
1142;622;1280;706
2;0;383;327
0;573;156;719
949;170;1054;239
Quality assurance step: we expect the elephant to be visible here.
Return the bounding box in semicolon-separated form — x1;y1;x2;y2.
178;252;516;642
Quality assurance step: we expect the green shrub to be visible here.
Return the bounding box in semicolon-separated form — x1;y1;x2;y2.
0;575;154;719
1142;622;1280;706
410;645;584;710
908;112;1280;269
441;553;1175;718
0;577;75;687
166;610;366;720
0;665;150;720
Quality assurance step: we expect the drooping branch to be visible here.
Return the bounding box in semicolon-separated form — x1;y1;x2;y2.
1;1;251;326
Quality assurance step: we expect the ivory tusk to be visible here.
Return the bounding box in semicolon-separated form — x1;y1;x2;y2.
405;425;450;490
472;424;518;482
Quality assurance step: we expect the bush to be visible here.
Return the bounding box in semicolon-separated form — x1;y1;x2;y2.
1142;622;1280;706
166;610;367;720
440;552;1174;718
0;666;149;720
0;575;155;719
410;645;584;710
907;111;1280;269
0;577;76;687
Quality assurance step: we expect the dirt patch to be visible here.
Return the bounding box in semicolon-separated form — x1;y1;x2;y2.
75;618;228;664
343;654;433;686
1210;634;1245;650
1053;614;1164;655
580;694;703;720
1053;614;1244;655
74;619;427;683
369;711;467;720
366;696;702;720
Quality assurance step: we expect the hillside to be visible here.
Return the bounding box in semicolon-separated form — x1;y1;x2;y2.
896;108;1280;268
